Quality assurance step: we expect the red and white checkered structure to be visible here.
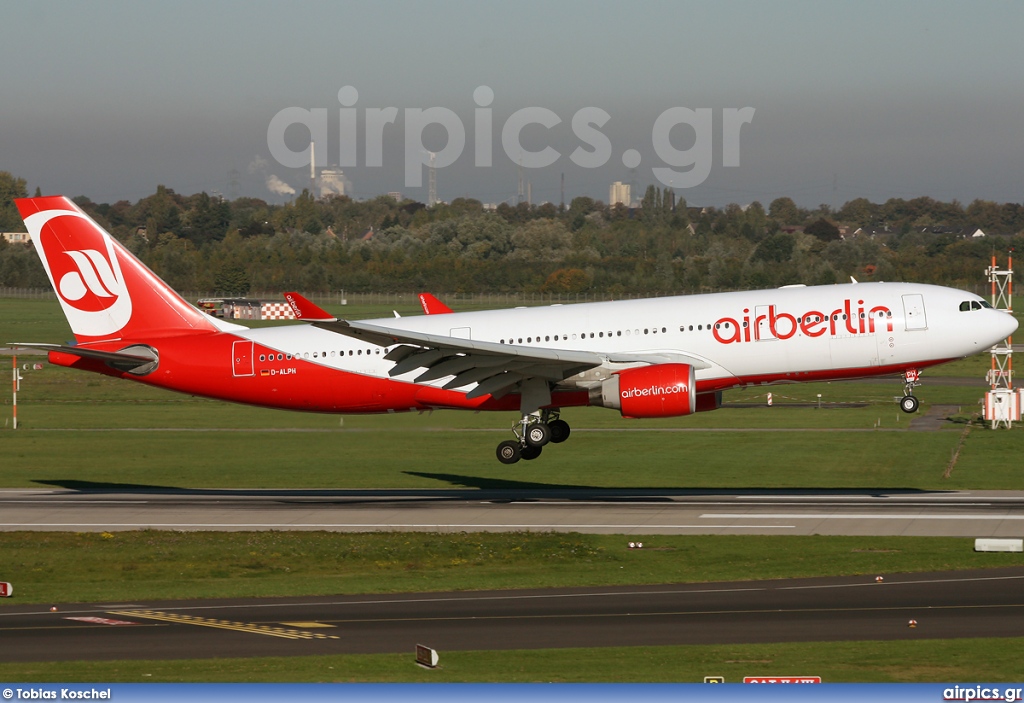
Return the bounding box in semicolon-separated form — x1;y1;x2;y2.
260;302;296;320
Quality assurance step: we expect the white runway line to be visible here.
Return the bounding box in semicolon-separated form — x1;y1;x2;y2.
702;513;1024;520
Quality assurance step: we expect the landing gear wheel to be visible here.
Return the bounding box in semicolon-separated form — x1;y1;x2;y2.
520;445;543;461
496;440;521;464
524;422;552;447
900;395;920;414
548;419;571;443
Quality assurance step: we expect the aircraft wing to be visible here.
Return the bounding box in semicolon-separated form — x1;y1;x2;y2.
284;292;712;400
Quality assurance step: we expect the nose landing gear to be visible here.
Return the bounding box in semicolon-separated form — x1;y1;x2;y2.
899;368;921;414
495;409;571;464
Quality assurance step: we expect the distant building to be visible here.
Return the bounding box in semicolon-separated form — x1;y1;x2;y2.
609;181;631;207
387;191;403;202
2;232;30;245
197;298;294;321
319;168;347;198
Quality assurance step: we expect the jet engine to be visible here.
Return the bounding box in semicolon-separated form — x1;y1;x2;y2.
589;363;696;418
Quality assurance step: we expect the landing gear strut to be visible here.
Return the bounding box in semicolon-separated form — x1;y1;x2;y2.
495;409;571;464
899;369;921;414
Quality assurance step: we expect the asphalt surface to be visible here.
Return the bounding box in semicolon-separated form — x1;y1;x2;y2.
1;567;1022;662
3;488;1024;537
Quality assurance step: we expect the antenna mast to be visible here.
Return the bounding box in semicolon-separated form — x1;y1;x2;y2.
984;250;1016;428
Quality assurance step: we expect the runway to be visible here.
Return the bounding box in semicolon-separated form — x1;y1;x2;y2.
2;487;1024;536
1;567;1022;662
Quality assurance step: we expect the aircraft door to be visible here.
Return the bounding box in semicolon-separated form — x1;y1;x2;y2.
902;294;928;330
754;306;776;341
232;340;254;377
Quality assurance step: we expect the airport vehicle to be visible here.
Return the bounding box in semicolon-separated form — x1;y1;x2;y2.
13;196;1018;463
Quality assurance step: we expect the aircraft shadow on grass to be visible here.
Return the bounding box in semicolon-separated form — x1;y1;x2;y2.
34;477;952;504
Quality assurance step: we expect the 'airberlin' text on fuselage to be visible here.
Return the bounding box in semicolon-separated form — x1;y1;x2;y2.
713;299;893;345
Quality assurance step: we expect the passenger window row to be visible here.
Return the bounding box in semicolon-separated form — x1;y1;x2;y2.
499;328;670;345
259;348;383;362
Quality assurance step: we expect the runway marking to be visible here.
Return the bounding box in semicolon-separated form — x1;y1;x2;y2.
63;616;141;626
273;602;1024;627
702;513;1024;520
280;621;336;628
107;610;340;640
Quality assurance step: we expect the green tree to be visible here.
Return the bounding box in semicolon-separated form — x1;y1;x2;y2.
752;233;795;262
805;218;841;242
768;197;802;225
214;262;251;294
0;171;29;230
542;267;591;293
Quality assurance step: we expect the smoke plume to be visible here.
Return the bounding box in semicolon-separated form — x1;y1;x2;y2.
265;174;296;196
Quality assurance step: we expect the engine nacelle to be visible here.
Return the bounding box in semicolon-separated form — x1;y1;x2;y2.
590;363;696;418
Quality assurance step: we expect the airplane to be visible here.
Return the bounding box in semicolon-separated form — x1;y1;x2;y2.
12;195;1018;463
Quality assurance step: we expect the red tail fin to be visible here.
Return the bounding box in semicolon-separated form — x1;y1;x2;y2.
283;292;337;322
418;292;453;314
16;196;221;343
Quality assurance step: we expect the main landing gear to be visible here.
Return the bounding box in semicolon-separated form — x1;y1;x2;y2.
495;409;571;464
899;368;921;414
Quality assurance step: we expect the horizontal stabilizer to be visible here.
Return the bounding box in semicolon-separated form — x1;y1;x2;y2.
9;342;159;374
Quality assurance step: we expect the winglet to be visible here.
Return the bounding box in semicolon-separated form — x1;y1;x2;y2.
283;292;338;322
419;292;453;315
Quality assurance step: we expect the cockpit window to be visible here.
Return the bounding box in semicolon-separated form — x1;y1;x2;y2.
960;300;991;311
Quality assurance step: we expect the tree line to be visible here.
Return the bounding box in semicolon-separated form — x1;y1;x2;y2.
1;170;1021;296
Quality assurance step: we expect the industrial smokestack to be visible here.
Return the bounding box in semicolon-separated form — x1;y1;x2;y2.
310;141;316;194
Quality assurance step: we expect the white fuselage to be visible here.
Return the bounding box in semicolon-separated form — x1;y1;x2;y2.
237;282;1016;394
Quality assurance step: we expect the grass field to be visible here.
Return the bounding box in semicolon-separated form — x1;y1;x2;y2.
1;294;1023;682
3;638;1023;683
3;532;1022;604
2;358;1019;490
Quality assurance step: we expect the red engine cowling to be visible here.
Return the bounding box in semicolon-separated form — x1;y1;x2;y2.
591;363;696;418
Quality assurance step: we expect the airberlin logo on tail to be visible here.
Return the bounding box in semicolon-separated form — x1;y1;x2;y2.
57;249;120;310
25;208;133;338
712;299;893;345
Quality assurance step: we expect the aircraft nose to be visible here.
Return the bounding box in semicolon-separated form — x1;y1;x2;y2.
987;310;1019;345
1001;312;1019;339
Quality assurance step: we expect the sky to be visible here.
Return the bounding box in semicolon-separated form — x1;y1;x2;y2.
1;0;1022;208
